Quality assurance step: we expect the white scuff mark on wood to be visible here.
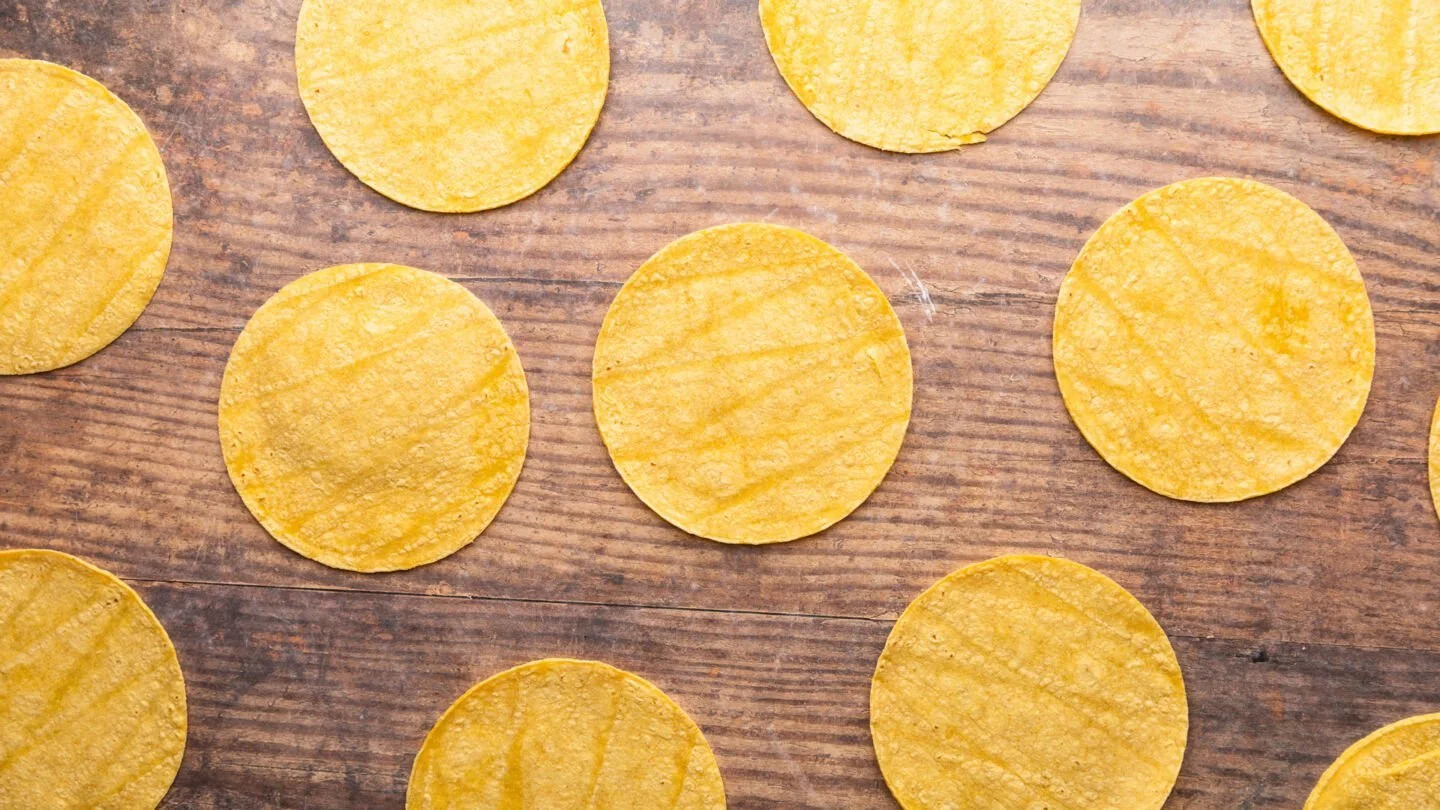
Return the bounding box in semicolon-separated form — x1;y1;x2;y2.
889;257;935;320
764;723;818;803
764;653;819;803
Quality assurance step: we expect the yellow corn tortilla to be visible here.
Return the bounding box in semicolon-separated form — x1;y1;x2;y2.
759;0;1081;153
1254;0;1440;135
219;263;530;572
0;59;172;375
871;554;1188;810
1305;713;1440;809
1053;177;1374;502
0;549;187;809
408;659;726;809
1430;399;1440;525
592;222;912;545
295;0;609;213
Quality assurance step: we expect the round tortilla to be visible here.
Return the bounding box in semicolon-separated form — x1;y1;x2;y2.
295;0;609;212
1253;0;1440;135
1305;713;1440;809
870;554;1188;810
759;0;1081;153
407;659;726;809
0;59;172;375
1430;399;1440;525
592;222;912;545
219;263;529;573
0;549;187;809
1053;177;1374;502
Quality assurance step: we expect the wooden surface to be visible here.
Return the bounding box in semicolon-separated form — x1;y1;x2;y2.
2;0;1438;807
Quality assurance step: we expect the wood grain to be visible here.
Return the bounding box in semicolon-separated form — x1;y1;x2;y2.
139;578;1440;808
1;0;1438;806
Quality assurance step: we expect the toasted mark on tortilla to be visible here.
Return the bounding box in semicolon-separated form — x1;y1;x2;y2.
408;659;726;809
0;59;172;374
1254;0;1440;135
0;549;187;809
219;263;529;572
1306;713;1440;810
592;222;912;545
759;0;1081;152
1053;177;1374;502
871;554;1188;810
296;0;609;212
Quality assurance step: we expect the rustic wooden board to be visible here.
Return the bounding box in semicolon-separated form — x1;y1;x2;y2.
135;578;1440;809
1;0;1438;807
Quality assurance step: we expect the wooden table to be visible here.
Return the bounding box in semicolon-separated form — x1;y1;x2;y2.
3;0;1438;806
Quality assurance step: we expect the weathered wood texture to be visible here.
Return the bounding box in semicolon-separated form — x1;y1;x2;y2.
0;0;1437;806
138;579;1440;809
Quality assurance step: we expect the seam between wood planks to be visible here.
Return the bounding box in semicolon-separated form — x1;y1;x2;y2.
121;574;1440;657
128;281;1056;336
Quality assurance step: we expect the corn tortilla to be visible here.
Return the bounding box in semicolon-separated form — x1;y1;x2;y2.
1254;0;1440;135
592;223;912;545
1305;713;1440;809
407;659;726;809
1053;177;1374;502
219;263;529;573
759;0;1081;153
0;549;187;809
0;59;172;375
1430;398;1440;526
871;554;1188;810
295;0;609;213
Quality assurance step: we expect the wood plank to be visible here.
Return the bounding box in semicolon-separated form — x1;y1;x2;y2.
3;1;1437;654
2;0;1439;806
2;0;1437;328
3;292;1439;654
136;578;1440;809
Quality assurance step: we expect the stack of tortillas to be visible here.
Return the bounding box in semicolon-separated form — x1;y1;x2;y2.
408;660;725;809
1054;177;1375;502
760;0;1081;151
0;550;187;808
219;263;531;573
872;555;1189;809
593;222;913;545
0;59;171;376
1254;0;1440;135
295;0;609;212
